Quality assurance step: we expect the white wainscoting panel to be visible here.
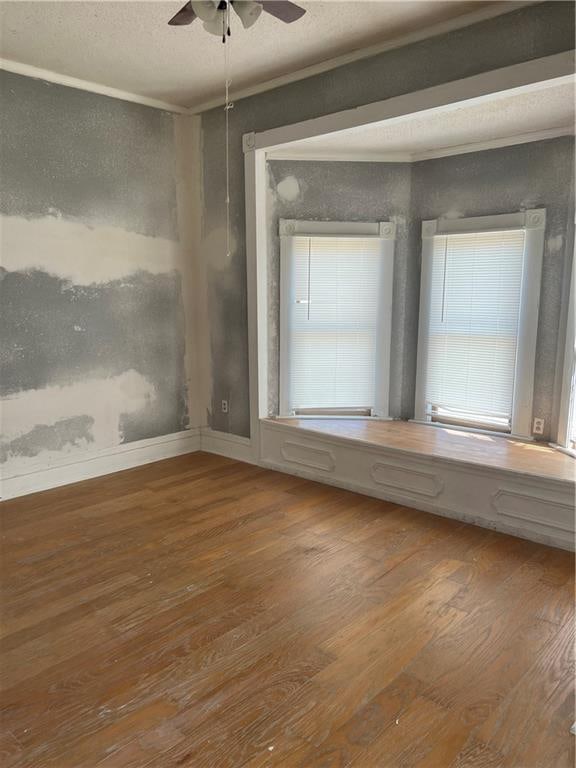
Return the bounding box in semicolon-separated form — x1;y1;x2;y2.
281;441;336;472
370;460;444;498
260;420;575;550
492;488;575;535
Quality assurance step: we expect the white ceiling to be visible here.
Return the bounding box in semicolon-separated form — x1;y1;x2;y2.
269;80;575;161
0;1;503;109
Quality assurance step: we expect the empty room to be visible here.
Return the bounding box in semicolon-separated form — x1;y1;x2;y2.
0;1;575;766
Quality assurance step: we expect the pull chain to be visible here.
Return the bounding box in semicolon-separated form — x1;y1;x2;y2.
224;4;233;261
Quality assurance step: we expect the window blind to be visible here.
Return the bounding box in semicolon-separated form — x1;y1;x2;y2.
568;394;576;450
419;229;526;432
568;356;576;450
281;235;385;414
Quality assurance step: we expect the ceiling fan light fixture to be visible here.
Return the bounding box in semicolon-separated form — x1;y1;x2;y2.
232;1;263;29
190;0;219;23
203;16;225;37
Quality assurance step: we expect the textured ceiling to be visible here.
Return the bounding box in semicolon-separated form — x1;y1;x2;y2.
271;81;575;160
0;1;500;108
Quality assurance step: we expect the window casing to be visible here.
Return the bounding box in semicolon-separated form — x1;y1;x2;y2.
415;210;545;438
557;252;576;454
279;219;395;418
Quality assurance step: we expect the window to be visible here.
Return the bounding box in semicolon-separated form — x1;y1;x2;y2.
557;254;575;454
279;219;395;418
415;211;545;437
567;384;576;452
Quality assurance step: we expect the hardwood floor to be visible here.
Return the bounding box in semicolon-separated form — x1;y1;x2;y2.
272;418;576;482
1;452;574;767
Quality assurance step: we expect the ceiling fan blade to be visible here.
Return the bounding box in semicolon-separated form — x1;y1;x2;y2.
260;1;306;23
168;1;197;25
233;1;263;29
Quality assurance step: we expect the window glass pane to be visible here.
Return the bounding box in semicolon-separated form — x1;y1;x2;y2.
422;229;525;431
283;236;384;413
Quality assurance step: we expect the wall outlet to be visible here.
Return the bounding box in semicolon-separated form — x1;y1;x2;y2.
221;400;229;414
533;417;544;435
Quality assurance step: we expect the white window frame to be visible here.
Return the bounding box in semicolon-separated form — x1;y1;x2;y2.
278;219;396;420
414;209;546;439
556;251;575;455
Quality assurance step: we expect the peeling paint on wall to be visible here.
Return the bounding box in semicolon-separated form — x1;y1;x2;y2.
1;213;183;284
1;267;187;436
276;175;301;202
0;416;95;464
1;370;155;474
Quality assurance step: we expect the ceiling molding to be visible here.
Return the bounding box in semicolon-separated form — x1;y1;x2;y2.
1;2;536;115
411;124;574;162
187;1;537;113
0;57;191;114
267;125;575;164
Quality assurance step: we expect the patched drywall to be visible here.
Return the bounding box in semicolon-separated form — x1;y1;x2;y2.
201;1;575;437
0;416;95;464
267;160;412;418
0;71;197;480
410;137;575;440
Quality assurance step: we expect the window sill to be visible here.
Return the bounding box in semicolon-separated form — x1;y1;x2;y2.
275;415;392;422
549;443;576;459
409;418;533;443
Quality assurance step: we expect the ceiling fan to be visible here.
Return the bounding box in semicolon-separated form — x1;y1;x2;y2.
168;1;306;38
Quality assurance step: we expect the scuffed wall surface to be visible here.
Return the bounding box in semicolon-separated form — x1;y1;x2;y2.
410;137;575;440
201;1;575;437
0;70;190;477
267;160;412;418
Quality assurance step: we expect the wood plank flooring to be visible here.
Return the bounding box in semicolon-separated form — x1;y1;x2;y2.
1;452;574;767
272;418;576;482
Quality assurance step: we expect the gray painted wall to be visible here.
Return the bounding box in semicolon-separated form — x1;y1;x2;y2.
200;1;575;438
267;138;575;441
0;71;190;474
0;70;178;239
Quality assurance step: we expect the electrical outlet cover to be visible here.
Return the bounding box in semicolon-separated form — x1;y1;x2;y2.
533;418;544;434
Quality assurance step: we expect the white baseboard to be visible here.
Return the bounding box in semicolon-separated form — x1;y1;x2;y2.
1;428;201;501
200;428;256;464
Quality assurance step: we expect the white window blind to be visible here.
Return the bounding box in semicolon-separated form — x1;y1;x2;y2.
557;251;575;453
280;234;389;416
418;229;526;432
566;334;576;450
568;383;576;451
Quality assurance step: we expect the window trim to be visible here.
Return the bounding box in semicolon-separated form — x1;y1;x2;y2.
278;219;396;420
414;209;546;439
556;249;575;454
